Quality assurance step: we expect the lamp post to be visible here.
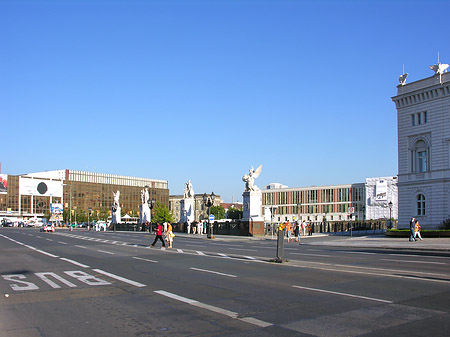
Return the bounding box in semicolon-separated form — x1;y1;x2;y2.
270;205;278;239
202;192;215;239
149;198;156;232
388;201;393;229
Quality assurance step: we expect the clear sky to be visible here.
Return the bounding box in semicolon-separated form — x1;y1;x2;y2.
1;0;449;203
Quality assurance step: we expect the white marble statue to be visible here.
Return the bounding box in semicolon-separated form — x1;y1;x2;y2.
242;165;262;192
112;190;120;211
184;180;194;199
141;187;150;205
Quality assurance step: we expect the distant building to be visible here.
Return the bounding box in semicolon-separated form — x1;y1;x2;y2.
262;177;398;225
169;193;222;223
0;169;168;222
392;70;450;228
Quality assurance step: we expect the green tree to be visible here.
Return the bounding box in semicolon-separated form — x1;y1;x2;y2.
153;202;175;223
210;205;226;220
227;207;243;220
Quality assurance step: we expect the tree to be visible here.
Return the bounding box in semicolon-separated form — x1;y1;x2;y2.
227;207;243;220
152;202;175;223
210;205;226;220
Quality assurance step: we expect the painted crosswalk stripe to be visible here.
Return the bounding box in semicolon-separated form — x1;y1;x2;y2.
196;251;206;256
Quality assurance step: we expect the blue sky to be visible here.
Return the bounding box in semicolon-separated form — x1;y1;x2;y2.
1;0;449;202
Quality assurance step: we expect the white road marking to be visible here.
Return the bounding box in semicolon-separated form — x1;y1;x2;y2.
132;257;158;263
381;259;445;265
177;249;184;253
343;251;376;255
58;241;68;245
196;251;206;255
218;253;230;258
289;253;331;257
59;257;90;268
154;290;272;328
190;267;237;278
228;248;258;252
75;245;87;249
93;269;146;287
97;250;115;255
293;285;393;304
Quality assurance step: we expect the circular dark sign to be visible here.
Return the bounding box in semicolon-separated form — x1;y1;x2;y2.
37;182;48;195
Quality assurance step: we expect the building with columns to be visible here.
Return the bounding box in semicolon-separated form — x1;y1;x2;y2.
392;69;450;228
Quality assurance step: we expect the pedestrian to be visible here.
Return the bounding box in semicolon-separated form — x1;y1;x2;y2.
166;222;174;248
294;221;300;242
414;219;422;241
151;222;166;248
192;222;197;234
302;220;307;236
199;221;203;235
409;217;416;241
186;220;191;235
308;223;312;236
286;220;292;242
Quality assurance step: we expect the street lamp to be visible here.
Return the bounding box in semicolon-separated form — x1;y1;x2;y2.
388;201;393;229
148;198;156;231
202;192;215;239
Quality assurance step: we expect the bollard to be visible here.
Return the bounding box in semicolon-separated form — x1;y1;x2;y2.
275;223;286;263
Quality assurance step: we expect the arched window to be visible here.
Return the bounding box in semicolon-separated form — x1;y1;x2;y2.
411;140;429;173
417;194;426;216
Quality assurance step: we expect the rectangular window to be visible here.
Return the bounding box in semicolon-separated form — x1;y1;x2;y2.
417;112;421;125
412;114;415;126
423;111;427;123
418;151;427;172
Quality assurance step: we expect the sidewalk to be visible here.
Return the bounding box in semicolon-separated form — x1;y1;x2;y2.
173;232;450;251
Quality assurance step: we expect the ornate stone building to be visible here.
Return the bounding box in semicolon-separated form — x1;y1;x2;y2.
392;70;450;228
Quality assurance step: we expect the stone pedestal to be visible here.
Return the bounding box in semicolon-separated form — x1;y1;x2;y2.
140;203;151;224
112;207;121;224
242;191;265;236
180;198;195;223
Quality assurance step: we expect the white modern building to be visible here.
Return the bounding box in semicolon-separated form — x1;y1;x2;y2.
392;68;450;228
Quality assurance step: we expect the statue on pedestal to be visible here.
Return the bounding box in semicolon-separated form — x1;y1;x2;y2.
184;180;194;199
242;165;262;192
112;190;121;224
140;187;151;224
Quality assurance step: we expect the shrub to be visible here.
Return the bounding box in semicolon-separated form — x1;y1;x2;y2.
438;219;450;230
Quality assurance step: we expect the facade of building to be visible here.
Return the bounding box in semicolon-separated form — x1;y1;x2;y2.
169;194;222;223
262;177;398;226
0;169;168;222
392;71;450;228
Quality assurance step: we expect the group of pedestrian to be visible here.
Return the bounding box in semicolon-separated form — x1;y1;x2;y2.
186;220;208;235
150;222;175;248
409;217;422;241
283;220;313;244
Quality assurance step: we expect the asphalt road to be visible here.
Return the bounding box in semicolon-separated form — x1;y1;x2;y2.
1;228;449;337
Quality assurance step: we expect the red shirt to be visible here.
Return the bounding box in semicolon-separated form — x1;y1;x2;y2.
156;224;163;235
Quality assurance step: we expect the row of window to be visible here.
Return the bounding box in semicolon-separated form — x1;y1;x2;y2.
411;111;427;126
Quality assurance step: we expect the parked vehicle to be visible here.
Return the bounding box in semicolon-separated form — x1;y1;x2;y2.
40;224;55;233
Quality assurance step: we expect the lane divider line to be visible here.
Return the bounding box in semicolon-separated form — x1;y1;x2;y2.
154;290;272;328
93;269;146;288
293;285;393;304
190;267;237;278
132;257;158;263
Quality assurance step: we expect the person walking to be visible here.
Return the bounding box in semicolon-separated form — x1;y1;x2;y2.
308;222;312;236
286;220;292;242
166;222;174;248
186;220;191;235
294;221;300;243
409;217;416;241
414;219;422;241
151;222;166;248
